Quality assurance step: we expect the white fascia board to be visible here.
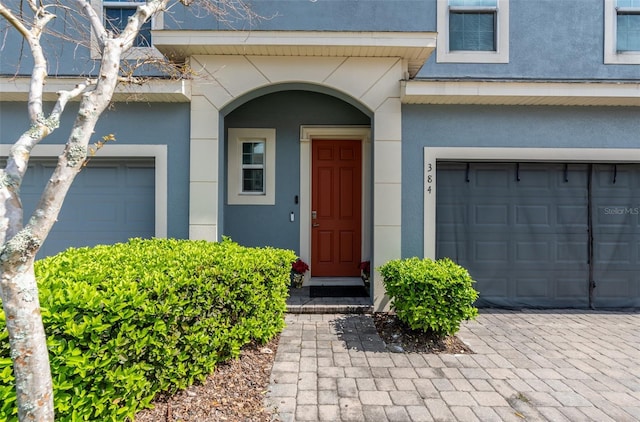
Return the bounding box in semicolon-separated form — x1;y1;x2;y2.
402;80;640;106
154;30;437;49
153;30;437;78
0;77;191;102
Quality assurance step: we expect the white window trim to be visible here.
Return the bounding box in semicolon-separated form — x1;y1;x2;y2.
90;0;164;60
227;128;276;205
436;0;509;63
604;0;640;64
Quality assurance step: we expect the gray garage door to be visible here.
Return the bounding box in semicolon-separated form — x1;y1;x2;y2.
437;162;639;309
20;158;155;258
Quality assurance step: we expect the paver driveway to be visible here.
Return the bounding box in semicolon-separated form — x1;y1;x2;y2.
266;310;640;421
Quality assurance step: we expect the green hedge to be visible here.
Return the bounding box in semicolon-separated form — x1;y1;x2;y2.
0;238;295;421
378;257;479;336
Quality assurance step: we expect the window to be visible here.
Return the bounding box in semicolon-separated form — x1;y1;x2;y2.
241;141;265;193
605;0;640;63
90;0;163;59
228;128;276;205
103;0;152;47
437;0;509;63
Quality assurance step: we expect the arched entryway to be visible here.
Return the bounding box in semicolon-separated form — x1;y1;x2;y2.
186;54;407;310
220;89;372;285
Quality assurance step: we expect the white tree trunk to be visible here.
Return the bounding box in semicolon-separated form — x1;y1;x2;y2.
0;264;53;421
0;1;169;420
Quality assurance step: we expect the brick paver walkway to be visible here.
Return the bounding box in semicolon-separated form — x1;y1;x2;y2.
265;310;640;421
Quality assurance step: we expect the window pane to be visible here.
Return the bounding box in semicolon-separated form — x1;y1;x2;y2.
242;169;264;193
450;0;496;6
242;142;265;165
104;7;151;47
618;13;640;51
450;12;496;51
618;0;640;8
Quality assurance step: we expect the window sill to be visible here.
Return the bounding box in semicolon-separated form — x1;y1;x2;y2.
437;50;509;64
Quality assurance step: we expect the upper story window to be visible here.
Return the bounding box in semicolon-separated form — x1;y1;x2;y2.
103;0;152;47
90;0;163;59
437;0;509;63
228;128;276;205
616;0;640;51
605;0;640;64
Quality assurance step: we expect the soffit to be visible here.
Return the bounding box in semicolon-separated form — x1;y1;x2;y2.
153;30;437;79
403;80;640;106
0;78;190;102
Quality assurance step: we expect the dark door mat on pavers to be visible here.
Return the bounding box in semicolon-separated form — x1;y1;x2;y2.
310;285;369;298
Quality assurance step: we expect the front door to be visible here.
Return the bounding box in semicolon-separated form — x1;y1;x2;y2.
311;140;362;277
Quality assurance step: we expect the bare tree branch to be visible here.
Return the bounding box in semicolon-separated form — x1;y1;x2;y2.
72;0;107;50
0;2;30;39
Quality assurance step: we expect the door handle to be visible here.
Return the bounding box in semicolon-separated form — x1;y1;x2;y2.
312;223;320;227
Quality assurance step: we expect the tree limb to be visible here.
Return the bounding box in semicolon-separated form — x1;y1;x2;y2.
0;3;30;39
73;0;107;50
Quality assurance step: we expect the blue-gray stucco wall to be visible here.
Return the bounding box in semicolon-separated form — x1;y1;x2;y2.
168;0;434;31
419;0;639;80
222;90;370;254
0;101;191;239
401;104;640;258
2;0;638;82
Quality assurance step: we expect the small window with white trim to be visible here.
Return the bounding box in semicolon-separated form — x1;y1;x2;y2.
228;128;276;205
90;0;163;59
437;0;509;63
103;0;152;47
605;0;640;64
241;141;265;194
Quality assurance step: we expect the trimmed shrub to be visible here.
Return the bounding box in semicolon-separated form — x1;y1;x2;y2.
0;238;295;421
378;257;479;336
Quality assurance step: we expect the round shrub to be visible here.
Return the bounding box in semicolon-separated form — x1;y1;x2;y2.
0;238;296;421
378;257;479;336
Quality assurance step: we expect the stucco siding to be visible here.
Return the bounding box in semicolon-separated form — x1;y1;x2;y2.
167;0;434;32
420;0;640;81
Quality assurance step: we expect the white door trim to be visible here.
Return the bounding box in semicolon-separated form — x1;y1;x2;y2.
300;125;371;285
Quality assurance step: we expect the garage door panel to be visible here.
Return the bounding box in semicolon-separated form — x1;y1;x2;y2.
437;162;590;308
557;240;588;263
557;205;588;228
592;164;640;307
126;166;155;186
19;159;155;258
515;205;550;226
515;241;550;263
474;168;510;188
556;277;589;298
474;240;508;262
475;277;508;298
475;205;508;225
437;162;639;308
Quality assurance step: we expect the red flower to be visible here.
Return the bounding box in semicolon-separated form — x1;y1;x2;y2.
359;261;370;274
292;259;309;274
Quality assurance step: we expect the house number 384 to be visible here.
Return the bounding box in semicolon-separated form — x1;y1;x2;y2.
426;163;433;194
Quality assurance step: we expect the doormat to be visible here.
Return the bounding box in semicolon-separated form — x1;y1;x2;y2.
310;285;369;298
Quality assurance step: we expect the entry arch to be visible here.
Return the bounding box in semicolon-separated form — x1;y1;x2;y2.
189;54;405;310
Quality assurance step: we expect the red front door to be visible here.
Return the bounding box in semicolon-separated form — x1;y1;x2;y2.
311;140;362;277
